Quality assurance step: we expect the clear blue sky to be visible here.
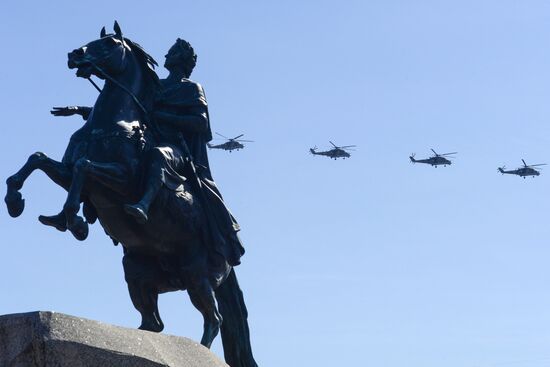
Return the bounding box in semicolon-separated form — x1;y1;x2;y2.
1;1;550;366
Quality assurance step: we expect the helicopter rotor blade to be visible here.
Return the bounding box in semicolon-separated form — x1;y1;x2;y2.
232;134;245;140
235;139;254;142
528;163;547;167
522;159;527;167
431;148;438;156
216;132;230;140
339;145;357;149
440;152;458;156
329;141;338;148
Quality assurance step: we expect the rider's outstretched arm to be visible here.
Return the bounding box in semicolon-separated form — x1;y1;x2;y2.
51;106;92;121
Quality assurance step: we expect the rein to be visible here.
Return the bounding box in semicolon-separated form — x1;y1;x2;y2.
90;62;149;116
87;77;102;92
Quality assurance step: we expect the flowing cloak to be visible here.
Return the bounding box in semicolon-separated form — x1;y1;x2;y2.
153;78;245;266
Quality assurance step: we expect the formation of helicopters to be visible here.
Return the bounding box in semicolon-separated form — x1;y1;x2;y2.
408;150;546;179
209;134;546;179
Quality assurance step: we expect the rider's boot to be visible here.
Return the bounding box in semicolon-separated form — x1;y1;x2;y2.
38;211;67;232
124;174;162;224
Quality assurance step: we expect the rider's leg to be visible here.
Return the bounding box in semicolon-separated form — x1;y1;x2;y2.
6;152;72;218
124;149;165;223
188;278;222;348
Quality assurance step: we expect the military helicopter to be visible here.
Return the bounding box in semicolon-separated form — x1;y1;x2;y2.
310;141;356;160
498;159;546;179
207;133;253;152
409;149;457;167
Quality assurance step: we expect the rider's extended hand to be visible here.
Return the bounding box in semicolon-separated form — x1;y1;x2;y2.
51;106;80;117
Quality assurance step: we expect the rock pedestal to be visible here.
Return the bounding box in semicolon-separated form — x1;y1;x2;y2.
0;311;228;367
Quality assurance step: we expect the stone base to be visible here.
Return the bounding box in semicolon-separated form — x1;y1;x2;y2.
0;311;228;367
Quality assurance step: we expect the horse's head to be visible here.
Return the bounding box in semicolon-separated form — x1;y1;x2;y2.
68;22;159;116
68;21;131;79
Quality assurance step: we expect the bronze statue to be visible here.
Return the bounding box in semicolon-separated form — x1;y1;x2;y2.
5;22;257;367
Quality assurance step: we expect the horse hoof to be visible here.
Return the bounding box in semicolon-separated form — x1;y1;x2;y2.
5;191;25;218
68;216;89;241
138;320;164;333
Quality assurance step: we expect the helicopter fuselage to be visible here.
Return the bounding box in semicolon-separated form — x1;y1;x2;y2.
310;148;350;159
410;156;451;167
208;141;245;152
498;167;540;178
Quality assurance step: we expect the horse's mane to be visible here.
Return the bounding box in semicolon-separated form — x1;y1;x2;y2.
124;37;161;88
99;35;161;110
125;39;159;77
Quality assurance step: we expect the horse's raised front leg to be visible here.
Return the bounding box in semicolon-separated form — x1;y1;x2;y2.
63;158;131;241
188;279;223;348
5;152;72;218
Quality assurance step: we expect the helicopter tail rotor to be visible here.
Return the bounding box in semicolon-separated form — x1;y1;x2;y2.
498;166;506;174
310;146;317;155
409;153;416;163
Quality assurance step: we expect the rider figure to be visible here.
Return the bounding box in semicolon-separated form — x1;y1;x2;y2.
127;38;244;266
46;39;244;266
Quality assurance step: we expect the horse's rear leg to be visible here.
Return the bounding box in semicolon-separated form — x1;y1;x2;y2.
188;280;223;348
5;152;71;217
63;158;130;241
123;253;165;333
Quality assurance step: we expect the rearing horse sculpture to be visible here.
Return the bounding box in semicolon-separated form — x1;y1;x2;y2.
5;22;257;367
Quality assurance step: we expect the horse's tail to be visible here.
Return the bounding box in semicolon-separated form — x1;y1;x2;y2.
215;268;258;367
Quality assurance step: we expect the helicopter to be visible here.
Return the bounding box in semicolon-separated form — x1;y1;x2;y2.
310;141;356;160
207;133;253;152
498;159;546;179
409;149;457;167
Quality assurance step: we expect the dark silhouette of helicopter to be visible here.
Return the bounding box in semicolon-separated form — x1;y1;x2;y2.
207;133;253;152
409;149;457;167
498;159;546;179
310;141;356;159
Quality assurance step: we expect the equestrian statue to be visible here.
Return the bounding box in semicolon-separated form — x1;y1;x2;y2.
5;22;257;367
